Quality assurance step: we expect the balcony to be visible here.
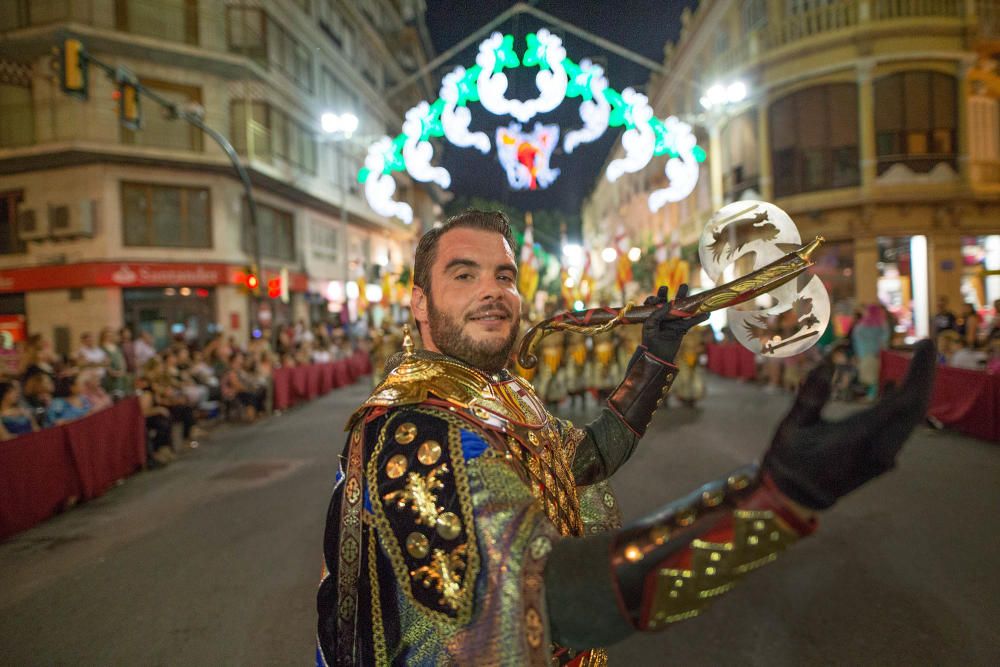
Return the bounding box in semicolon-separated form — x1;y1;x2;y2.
711;0;986;76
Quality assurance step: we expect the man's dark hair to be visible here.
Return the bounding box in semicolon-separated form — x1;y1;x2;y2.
413;210;517;291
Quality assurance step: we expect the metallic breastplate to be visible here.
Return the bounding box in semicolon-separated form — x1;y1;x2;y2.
357;352;583;536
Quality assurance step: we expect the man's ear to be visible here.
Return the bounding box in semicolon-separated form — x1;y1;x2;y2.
411;286;428;325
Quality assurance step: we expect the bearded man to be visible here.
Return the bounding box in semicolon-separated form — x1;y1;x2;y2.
317;210;935;665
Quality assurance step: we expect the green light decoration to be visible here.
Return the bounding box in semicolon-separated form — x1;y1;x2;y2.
358;29;705;224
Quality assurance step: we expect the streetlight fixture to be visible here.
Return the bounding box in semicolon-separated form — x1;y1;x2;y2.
321;111;359;138
699;80;748;111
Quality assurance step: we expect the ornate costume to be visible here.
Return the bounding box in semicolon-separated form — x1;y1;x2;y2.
317;336;828;665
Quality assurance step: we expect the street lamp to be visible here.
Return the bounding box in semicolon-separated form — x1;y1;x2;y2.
321;111;359;138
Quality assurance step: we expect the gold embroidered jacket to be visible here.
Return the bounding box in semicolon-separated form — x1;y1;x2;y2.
317;350;637;666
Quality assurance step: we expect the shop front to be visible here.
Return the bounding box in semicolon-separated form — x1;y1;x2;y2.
123;287;219;350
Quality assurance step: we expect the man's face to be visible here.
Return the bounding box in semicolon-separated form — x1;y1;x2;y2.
413;228;521;372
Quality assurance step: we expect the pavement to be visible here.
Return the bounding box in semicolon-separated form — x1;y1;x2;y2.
0;373;998;666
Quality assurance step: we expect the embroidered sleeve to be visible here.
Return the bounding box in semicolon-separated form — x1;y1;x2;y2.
366;407;480;624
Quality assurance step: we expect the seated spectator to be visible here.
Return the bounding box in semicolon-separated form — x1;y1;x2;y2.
75;331;109;380
0;381;39;439
221;351;266;421
830;345;858;401
18;333;57;379
143;357;200;447
79;369;113;411
987;338;1000;374
21;367;54;425
47;374;94;425
936;330;961;365
134;370;174;466
956;302;982;349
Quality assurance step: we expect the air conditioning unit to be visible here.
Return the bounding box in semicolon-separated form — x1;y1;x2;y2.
49;199;97;239
16;208;49;241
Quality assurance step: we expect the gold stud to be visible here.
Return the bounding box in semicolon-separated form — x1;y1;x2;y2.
394;423;418;445
728;474;750;491
710;552;722;562
385;454;408;479
528;431;539;446
753;520;766;531
702;490;724;507
406;531;429;559
624;544;643;562
676;509;696;527
665;373;675;382
417;440;442;465
436;512;462;540
705;566;716;576
747;535;759;545
473;406;490;420
650;525;670;545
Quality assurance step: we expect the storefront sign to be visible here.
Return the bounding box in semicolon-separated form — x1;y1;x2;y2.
0;262;309;293
0;315;26;376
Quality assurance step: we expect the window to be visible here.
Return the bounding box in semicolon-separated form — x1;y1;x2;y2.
874;70;957;175
770;83;859;196
722;110;759;201
231;100;317;174
0;1;70;30
0;78;33;148
742;0;768;31
244;201;296;262
0;191;26;255
122;182;212;248
121;79;203;152
226;6;267;66
115;0;198;45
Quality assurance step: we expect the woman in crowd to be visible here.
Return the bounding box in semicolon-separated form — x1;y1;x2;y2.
0;381;39;439
135;362;175;466
99;327;131;398
79;369;113;411
46;373;94;425
852;304;890;401
956;302;982;349
143;356;199;447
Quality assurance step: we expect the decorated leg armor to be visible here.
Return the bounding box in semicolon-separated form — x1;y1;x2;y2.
608;463;816;630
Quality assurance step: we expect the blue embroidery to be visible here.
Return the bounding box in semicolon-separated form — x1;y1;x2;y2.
363;486;373;513
460;429;489;460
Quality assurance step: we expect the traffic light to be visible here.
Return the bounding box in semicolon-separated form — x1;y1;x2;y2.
242;266;260;294
118;77;141;130
59;38;88;99
267;276;281;299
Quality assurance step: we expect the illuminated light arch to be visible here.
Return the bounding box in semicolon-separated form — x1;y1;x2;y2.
356;30;706;223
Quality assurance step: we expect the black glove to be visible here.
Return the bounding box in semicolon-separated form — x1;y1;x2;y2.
641;284;709;363
762;339;937;509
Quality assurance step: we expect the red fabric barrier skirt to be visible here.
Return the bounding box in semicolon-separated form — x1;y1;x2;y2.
272;367;292;410
333;360;350;387
706;343;757;380
880;350;999;442
0;399;147;540
0;427;80;540
307;364;322;399
292;366;309;403
320;363;335;394
65;398;146;500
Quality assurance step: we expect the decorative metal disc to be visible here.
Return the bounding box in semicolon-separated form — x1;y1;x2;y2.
698;200;830;358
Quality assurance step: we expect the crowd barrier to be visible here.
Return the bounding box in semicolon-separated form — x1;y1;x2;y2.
271;350;372;411
0;398;146;540
706;342;757;380
880;350;1000;442
0;350;374;541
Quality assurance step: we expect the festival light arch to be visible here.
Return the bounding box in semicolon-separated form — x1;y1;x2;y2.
356;29;706;224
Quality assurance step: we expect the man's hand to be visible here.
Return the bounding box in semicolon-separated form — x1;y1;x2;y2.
763;339;936;510
641;284;709;363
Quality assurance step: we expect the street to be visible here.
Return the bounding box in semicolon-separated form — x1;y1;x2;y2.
1;374;998;666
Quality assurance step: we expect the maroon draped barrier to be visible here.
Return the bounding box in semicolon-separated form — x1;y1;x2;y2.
333;359;350;387
307;364;322;399
272;367;293;410
0;427;80;540
0;398;146;540
65;398;146;500
706;343;757;380
320;363;335;394
880;350;999;442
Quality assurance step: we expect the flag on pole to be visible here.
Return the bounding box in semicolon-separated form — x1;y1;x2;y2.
518;212;539;304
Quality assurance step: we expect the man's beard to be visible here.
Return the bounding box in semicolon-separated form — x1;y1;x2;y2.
427;295;519;373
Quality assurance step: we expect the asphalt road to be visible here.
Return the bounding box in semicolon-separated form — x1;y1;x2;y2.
1;374;998;666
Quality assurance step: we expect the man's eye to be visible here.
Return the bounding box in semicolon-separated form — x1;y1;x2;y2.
498;274;514;283
456;273;472;281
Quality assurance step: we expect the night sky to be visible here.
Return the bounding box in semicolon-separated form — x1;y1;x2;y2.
423;1;698;215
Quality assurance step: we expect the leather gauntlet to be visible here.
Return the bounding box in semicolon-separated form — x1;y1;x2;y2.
607;347;678;437
609;464;815;631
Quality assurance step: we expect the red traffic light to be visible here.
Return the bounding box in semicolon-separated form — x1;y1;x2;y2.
246;274;259;290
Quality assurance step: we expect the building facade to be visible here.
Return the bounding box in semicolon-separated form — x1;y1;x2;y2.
584;0;1000;338
0;0;439;354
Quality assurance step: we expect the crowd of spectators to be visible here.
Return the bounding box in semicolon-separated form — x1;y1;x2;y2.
2;320;364;467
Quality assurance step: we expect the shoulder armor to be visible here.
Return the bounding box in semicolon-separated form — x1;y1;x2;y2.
366;406;480;624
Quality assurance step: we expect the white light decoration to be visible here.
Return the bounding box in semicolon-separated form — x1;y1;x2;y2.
365;283;383;304
698;201;830;357
601;247;617;263
627;247;642;262
345;281;360;300
355;30;707;223
496;122;561;190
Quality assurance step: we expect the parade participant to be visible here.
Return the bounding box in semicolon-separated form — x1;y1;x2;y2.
317;210;935;666
672;324;707;407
